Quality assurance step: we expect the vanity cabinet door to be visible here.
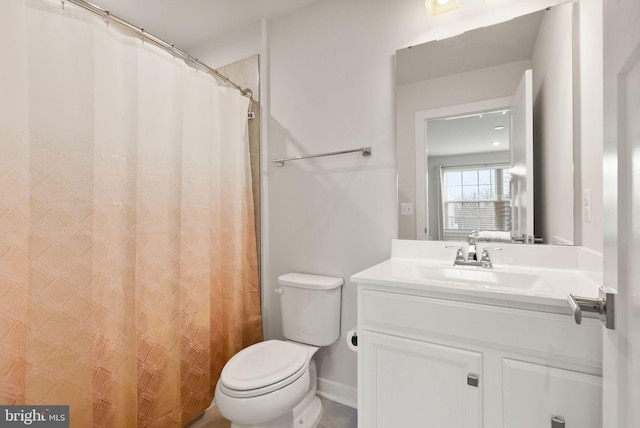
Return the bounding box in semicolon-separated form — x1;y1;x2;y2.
502;359;602;428
360;330;482;428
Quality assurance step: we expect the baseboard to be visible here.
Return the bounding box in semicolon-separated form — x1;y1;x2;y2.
316;377;357;409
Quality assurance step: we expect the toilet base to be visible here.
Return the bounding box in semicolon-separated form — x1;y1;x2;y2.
228;395;321;428
228;360;322;428
294;395;322;428
292;359;321;427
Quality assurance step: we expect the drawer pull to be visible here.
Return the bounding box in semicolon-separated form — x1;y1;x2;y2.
551;416;565;427
467;374;479;387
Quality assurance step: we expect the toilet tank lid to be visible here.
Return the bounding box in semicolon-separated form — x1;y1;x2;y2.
278;273;344;290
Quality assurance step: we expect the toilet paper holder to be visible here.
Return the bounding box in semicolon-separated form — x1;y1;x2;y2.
346;328;358;352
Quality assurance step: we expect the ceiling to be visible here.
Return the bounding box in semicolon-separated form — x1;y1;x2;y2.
89;0;321;50
427;109;511;158
396;10;543;86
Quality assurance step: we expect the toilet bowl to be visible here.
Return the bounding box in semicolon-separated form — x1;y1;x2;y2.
214;340;320;428
213;273;343;428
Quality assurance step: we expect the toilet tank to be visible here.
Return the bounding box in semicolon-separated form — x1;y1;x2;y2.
277;273;343;346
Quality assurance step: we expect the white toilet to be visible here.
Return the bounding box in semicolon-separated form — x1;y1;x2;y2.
214;273;343;428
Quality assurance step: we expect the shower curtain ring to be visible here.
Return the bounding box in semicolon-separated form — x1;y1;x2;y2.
171;44;175;58
140;28;145;43
104;10;110;27
61;0;64;9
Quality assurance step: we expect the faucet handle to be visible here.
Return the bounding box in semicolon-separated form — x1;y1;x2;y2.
481;247;502;257
479;247;501;268
467;230;479;244
445;246;465;264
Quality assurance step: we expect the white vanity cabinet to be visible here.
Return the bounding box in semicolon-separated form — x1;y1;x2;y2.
501;358;602;427
356;286;603;428
361;330;482;427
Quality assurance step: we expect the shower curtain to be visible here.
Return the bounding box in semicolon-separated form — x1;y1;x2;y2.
0;1;262;426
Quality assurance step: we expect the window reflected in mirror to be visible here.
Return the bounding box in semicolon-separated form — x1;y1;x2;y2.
440;165;510;241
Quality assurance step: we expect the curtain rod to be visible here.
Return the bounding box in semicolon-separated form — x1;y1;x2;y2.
61;0;253;99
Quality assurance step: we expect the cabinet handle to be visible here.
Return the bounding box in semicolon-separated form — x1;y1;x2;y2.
467;374;479;387
551;416;565;427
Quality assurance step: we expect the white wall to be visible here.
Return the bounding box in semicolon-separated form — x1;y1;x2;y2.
195;0;603;407
577;0;603;252
264;2;401;406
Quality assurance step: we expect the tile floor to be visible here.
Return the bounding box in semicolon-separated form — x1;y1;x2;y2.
185;396;357;428
316;397;358;428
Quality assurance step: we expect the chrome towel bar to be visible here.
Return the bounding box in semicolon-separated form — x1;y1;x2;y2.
272;146;372;167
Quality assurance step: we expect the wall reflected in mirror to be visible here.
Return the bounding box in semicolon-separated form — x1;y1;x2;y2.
396;2;576;245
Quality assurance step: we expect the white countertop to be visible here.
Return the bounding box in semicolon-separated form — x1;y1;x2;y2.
351;240;603;314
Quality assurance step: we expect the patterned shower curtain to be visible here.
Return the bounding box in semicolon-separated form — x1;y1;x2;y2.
0;0;263;426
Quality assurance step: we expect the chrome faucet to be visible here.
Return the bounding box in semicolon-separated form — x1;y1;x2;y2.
466;230;479;262
451;231;498;268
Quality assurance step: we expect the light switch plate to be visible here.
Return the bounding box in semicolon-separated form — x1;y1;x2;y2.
583;188;591;223
401;203;414;216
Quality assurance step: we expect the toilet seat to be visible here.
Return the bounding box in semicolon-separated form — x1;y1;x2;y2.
218;340;309;398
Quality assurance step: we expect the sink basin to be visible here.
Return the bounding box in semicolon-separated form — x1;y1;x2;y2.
410;265;554;294
351;241;602;310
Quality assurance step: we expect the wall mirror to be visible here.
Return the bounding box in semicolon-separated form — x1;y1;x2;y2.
396;2;576;245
